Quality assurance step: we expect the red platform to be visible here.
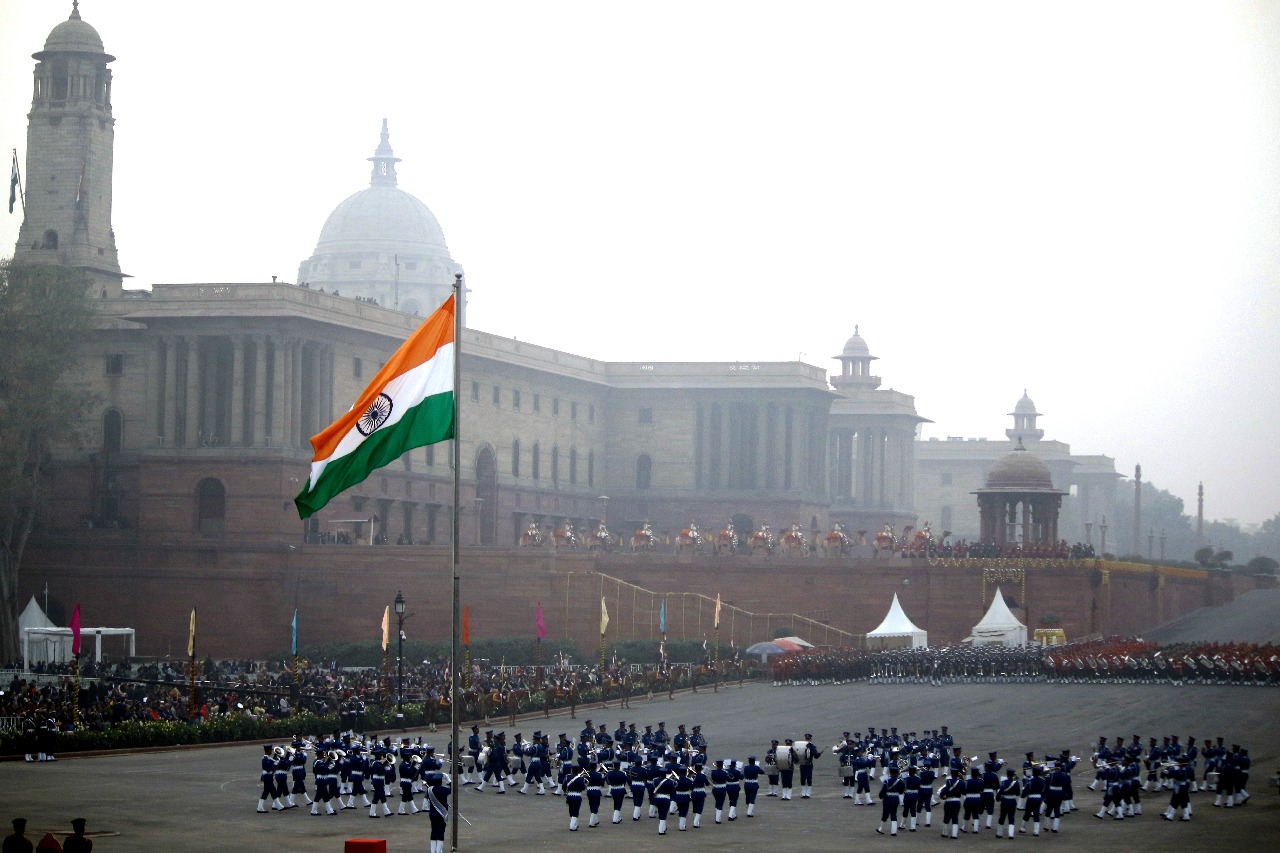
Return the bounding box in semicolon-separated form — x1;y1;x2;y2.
344;841;386;853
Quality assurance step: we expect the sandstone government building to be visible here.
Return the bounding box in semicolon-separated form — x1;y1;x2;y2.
12;6;1256;659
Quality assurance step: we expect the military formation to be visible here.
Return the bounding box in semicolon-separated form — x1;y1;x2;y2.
254;719;1257;840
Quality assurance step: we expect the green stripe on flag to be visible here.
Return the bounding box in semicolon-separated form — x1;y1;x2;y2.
295;390;454;519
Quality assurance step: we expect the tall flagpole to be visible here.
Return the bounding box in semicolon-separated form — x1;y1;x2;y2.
450;273;463;852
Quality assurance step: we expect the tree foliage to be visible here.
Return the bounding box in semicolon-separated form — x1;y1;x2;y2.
0;260;97;661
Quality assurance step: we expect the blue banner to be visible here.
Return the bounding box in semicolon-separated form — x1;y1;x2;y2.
659;599;666;635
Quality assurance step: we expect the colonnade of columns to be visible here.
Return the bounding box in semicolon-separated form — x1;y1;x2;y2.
153;334;335;450
828;425;915;510
696;401;817;493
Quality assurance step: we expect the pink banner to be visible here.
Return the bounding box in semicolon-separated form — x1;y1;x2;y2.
536;601;547;640
69;604;82;657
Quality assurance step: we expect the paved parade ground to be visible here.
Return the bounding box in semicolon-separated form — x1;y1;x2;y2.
3;681;1278;852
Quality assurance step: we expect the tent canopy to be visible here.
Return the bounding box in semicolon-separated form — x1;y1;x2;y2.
967;587;1027;646
866;593;928;648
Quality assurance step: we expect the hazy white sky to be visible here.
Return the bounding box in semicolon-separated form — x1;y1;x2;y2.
3;1;1278;525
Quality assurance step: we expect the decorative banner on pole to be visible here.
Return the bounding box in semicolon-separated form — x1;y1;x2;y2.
187;608;197;657
659;599;666;635
69;604;82;657
462;605;470;646
599;596;610;636
535;601;546;640
291;608;298;657
714;593;722;629
381;606;390;652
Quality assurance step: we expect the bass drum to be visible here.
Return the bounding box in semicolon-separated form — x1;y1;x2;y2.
773;746;794;771
793;741;814;766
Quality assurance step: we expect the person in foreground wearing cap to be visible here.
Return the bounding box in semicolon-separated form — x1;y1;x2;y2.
2;819;33;853
876;765;906;835
61;819;91;853
710;759;729;823
1163;755;1193;821
258;746;285;813
607;759;630;823
764;740;781;797
742;755;762;817
425;771;451;853
798;734;823;798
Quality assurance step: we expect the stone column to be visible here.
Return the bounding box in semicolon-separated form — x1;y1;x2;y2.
271;335;287;447
162;336;178;446
230;335;246;446
184;336;201;447
252;335;268;447
1021;497;1032;545
289;338;301;446
149;337;164;446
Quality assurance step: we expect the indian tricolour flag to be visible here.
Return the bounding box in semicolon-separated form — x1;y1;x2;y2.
295;294;455;518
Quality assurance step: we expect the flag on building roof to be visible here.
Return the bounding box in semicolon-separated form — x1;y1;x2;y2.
295;295;455;519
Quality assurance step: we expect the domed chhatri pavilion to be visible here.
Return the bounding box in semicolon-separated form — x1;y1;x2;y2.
973;439;1068;547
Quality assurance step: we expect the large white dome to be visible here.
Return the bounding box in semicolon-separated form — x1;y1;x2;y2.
297;120;460;316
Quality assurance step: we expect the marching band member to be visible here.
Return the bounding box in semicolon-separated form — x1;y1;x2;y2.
652;763;677;834
258;746;283;813
938;767;964;838
900;764;921;831
464;725;481;785
980;755;1000;829
628;753;649;820
1021;764;1046;835
273;747;292;809
997;769;1021;838
690;761;710;827
742;755;762;817
710;758;729;823
673;764;694;830
765;739;781;797
876;765;906;836
554;733;574;795
963;766;984;833
397;752;419;814
918;755;937;826
778;739;797;800
606;759;630;823
1163;756;1193;821
425;772;451;853
797;734;821;798
289;737;312;807
725;759;742;820
564;762;587;831
585;760;605;827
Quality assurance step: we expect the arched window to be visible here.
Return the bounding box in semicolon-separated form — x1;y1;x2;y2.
512;438;521;477
102;409;123;453
551;446;560;483
41;230;59;250
531;442;540;480
569;447;578;485
636;454;652;491
196;478;226;534
587;451;595;488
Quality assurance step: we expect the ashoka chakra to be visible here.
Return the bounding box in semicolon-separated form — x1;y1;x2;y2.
357;393;394;436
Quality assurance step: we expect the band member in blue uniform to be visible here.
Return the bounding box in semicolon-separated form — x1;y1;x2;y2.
273;747;292;809
691;761;710;827
725;759;743;820
564;763;587;831
1163;756;1193;821
902;764;921;831
554;733;574;795
710;759;729;823
980;758;1000;829
877;765;906;835
258;746;283;813
742;756;762;817
997;769;1021;837
425;772;450;853
798;734;821;798
289;739;312;807
397;751;419;814
1025;763;1048;835
673;764;694;829
521;731;549;795
918;756;937;826
939;767;964;838
963;766;985;833
464;725;481;785
629;754;649;820
585;761;605;827
606;759;629;823
765;740;781;797
652;764;677;834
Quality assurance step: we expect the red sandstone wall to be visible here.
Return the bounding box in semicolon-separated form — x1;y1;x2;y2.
18;542;1256;660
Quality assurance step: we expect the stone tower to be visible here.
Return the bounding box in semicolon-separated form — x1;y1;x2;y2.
1005;390;1044;443
13;2;123;297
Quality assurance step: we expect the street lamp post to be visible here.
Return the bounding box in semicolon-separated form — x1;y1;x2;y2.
474;497;484;546
1159;530;1166;561
1085;522;1093;548
1148;527;1155;560
1099;515;1108;558
394;591;406;727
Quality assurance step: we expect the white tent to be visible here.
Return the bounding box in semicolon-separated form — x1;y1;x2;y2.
19;596;69;665
866;593;928;648
17;595;137;671
967;587;1027;646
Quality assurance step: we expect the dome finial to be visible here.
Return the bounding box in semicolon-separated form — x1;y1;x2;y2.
71;1;81;20
368;119;401;189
